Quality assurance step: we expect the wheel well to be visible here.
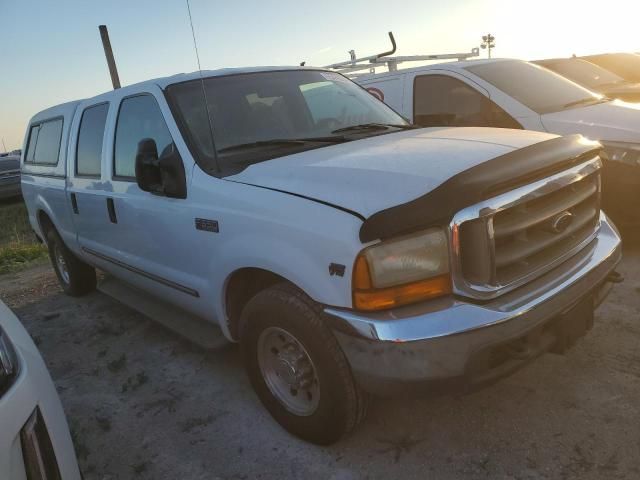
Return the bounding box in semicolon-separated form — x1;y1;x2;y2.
37;210;54;241
225;268;289;340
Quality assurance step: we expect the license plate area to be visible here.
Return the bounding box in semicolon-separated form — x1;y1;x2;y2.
549;295;594;353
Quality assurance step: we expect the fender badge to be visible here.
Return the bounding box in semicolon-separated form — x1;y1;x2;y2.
329;263;346;277
195;218;219;233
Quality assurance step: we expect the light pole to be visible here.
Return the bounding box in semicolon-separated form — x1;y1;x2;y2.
481;34;496;58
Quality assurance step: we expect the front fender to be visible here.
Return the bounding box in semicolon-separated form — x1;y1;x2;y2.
211;230;358;337
189;171;366;339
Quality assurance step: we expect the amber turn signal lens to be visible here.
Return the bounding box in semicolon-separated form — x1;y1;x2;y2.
353;255;373;290
352;253;451;311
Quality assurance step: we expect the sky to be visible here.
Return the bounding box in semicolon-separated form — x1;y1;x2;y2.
1;0;640;151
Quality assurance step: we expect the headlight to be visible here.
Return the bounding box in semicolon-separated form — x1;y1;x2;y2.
352;228;451;311
0;327;18;396
600;141;640;167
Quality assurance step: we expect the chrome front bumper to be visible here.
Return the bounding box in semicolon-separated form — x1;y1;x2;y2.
325;213;622;395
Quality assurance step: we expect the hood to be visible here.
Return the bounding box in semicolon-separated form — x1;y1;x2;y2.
541;100;640;143
602;83;640;103
227;127;557;217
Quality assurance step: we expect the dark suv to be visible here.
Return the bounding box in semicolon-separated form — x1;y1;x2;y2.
0;155;21;199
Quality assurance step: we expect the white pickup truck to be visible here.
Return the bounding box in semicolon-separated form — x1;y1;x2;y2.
21;66;622;444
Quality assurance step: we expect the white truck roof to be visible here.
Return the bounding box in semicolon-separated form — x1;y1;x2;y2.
29;66;325;124
30;66;315;122
30;99;83;124
150;65;311;89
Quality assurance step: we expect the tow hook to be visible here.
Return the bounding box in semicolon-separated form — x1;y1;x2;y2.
607;271;624;284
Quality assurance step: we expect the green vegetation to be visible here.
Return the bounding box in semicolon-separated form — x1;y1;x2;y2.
0;200;47;274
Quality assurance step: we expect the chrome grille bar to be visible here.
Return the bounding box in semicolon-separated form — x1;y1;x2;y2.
450;156;602;300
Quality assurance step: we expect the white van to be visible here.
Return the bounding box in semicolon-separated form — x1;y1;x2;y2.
355;58;640;225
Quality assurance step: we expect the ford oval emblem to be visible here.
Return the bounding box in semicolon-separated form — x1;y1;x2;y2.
550;210;574;234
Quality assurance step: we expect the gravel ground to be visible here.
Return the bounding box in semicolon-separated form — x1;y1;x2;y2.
1;237;639;480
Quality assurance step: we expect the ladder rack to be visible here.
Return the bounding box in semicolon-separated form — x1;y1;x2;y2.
323;32;480;76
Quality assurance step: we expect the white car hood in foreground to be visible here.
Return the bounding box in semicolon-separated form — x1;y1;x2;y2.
0;301;82;480
228;127;557;217
541;100;640;143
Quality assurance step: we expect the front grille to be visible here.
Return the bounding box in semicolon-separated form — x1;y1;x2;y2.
455;158;601;298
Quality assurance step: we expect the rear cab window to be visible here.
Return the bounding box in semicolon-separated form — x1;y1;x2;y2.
76;103;109;177
24;118;64;165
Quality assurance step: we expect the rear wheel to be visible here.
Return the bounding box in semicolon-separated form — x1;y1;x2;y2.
46;229;96;296
240;283;368;444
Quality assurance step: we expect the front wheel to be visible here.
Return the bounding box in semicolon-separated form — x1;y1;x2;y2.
240;283;368;445
46;229;96;296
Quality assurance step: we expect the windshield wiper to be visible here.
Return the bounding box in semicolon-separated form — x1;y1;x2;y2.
562;97;611;109
218;136;347;153
331;123;417;134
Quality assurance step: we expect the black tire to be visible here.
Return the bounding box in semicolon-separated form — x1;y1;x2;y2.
240;283;368;445
46;229;96;296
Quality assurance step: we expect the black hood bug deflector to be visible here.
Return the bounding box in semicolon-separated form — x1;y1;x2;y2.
359;134;602;243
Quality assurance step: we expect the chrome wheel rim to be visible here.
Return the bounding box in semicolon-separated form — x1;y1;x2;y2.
257;327;320;416
54;244;70;285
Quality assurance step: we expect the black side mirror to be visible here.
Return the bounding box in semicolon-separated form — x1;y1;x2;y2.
158;143;187;199
135;138;162;193
135;138;186;199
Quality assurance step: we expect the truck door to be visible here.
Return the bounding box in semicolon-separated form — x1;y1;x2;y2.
89;88;204;313
67;102;113;257
404;71;523;129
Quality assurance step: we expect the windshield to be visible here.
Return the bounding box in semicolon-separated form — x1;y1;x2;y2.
466;60;604;114
165;70;407;174
538;59;624;89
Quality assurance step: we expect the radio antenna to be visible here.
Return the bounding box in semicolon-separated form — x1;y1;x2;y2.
186;0;220;173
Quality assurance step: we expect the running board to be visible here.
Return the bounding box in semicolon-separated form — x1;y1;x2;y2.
97;275;229;349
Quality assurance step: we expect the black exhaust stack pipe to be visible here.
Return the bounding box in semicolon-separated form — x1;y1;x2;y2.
99;25;121;89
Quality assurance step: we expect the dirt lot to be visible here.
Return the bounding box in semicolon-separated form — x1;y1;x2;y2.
1;235;639;479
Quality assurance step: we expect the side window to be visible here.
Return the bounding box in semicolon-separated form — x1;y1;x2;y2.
413;75;521;129
25;125;40;163
114;95;173;179
24;118;63;165
76;103;109;177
